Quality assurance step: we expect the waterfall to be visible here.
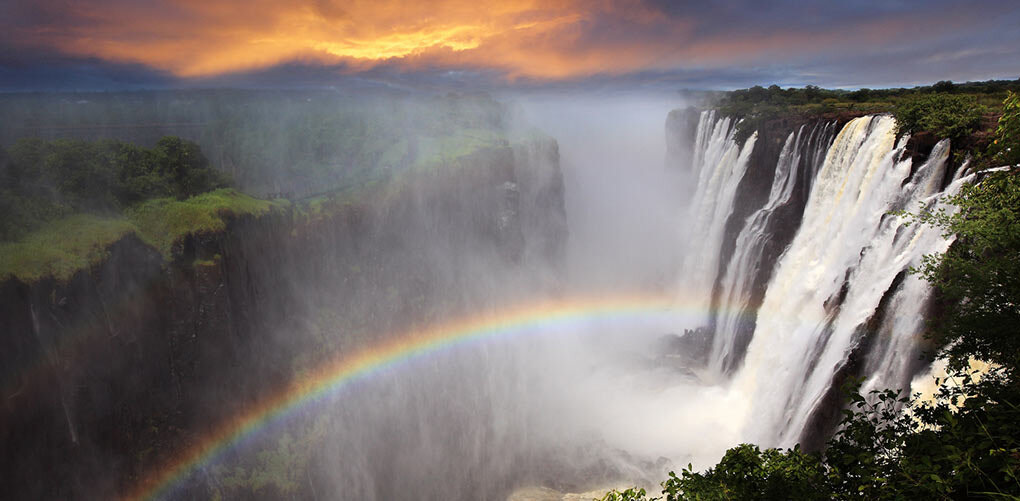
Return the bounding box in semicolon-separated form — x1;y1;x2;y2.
679;111;756;326
708;121;836;376
737;115;955;445
681;113;960;446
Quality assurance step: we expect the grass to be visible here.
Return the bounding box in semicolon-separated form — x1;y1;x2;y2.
414;127;507;168
127;188;289;257
0;214;136;282
0;189;290;282
0;117;516;284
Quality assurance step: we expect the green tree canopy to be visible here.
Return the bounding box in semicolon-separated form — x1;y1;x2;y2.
893;93;985;143
0;136;226;241
913;169;1020;373
988;91;1020;167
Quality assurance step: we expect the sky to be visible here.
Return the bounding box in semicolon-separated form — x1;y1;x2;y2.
1;0;1018;92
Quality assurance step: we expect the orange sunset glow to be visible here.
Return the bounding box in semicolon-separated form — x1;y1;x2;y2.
2;0;1016;88
2;0;1017;88
21;0;618;78
6;0;1000;83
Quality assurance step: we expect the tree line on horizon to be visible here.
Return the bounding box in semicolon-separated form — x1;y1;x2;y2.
0;136;226;241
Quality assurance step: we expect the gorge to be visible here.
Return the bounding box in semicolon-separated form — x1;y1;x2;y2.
0;92;989;499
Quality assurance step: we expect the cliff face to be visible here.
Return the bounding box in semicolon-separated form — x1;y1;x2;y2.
0;139;566;499
666;111;843;373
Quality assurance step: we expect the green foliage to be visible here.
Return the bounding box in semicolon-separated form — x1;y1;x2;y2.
0;189;286;281
988;91;1020;167
716;79;1018;118
713;79;1019;150
0;136;226;241
893;93;986;143
666;445;830;500
0;214;135;281
126;188;288;257
908;170;1020;372
599;487;651;501
615;376;1020;501
823;385;922;499
152;136;227;199
822;373;1020;500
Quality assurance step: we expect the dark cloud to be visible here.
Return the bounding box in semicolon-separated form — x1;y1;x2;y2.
0;47;175;92
0;0;1017;91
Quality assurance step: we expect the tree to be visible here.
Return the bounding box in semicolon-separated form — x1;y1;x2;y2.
933;80;956;93
893;93;985;143
0;136;227;241
850;88;872;102
911;170;1020;373
988;91;1020;167
665;445;830;500
155;136;226;199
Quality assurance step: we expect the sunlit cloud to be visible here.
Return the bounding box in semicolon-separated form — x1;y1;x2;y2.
1;0;1018;87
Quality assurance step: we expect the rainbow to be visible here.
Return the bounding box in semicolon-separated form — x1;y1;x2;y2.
126;293;711;501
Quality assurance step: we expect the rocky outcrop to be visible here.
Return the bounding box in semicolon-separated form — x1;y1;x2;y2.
0;139;566;499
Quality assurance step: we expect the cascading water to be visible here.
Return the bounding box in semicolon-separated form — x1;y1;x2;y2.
681;113;965;448
680;111;757;327
708;121;836;376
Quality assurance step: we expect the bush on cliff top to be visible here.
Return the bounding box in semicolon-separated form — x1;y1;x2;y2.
0;214;136;282
0;189;287;281
127;188;288;257
893;93;986;144
0;136;228;241
988;91;1020;167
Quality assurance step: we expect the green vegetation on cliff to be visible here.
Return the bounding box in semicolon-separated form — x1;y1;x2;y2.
910;168;1020;372
0;136;227;241
0;92;518;283
0;188;287;281
0;214;136;282
127;188;288;257
716;80;1017;120
989;91;1020;167
892;93;986;144
714;79;1019;152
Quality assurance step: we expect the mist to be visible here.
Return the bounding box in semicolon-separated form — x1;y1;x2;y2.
3;2;1014;498
258;91;746;499
512;93;690;291
0;88;729;499
0;83;958;500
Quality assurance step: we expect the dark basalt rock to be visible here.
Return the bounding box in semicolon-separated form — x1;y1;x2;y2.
0;140;568;500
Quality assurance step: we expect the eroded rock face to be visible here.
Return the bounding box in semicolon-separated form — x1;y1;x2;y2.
0;140;567;500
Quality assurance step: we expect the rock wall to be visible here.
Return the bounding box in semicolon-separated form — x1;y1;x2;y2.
0;139;566;499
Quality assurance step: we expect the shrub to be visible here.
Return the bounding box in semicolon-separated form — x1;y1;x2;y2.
0;137;226;241
988;91;1020;167
893;94;985;143
911;170;1020;372
664;444;830;500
